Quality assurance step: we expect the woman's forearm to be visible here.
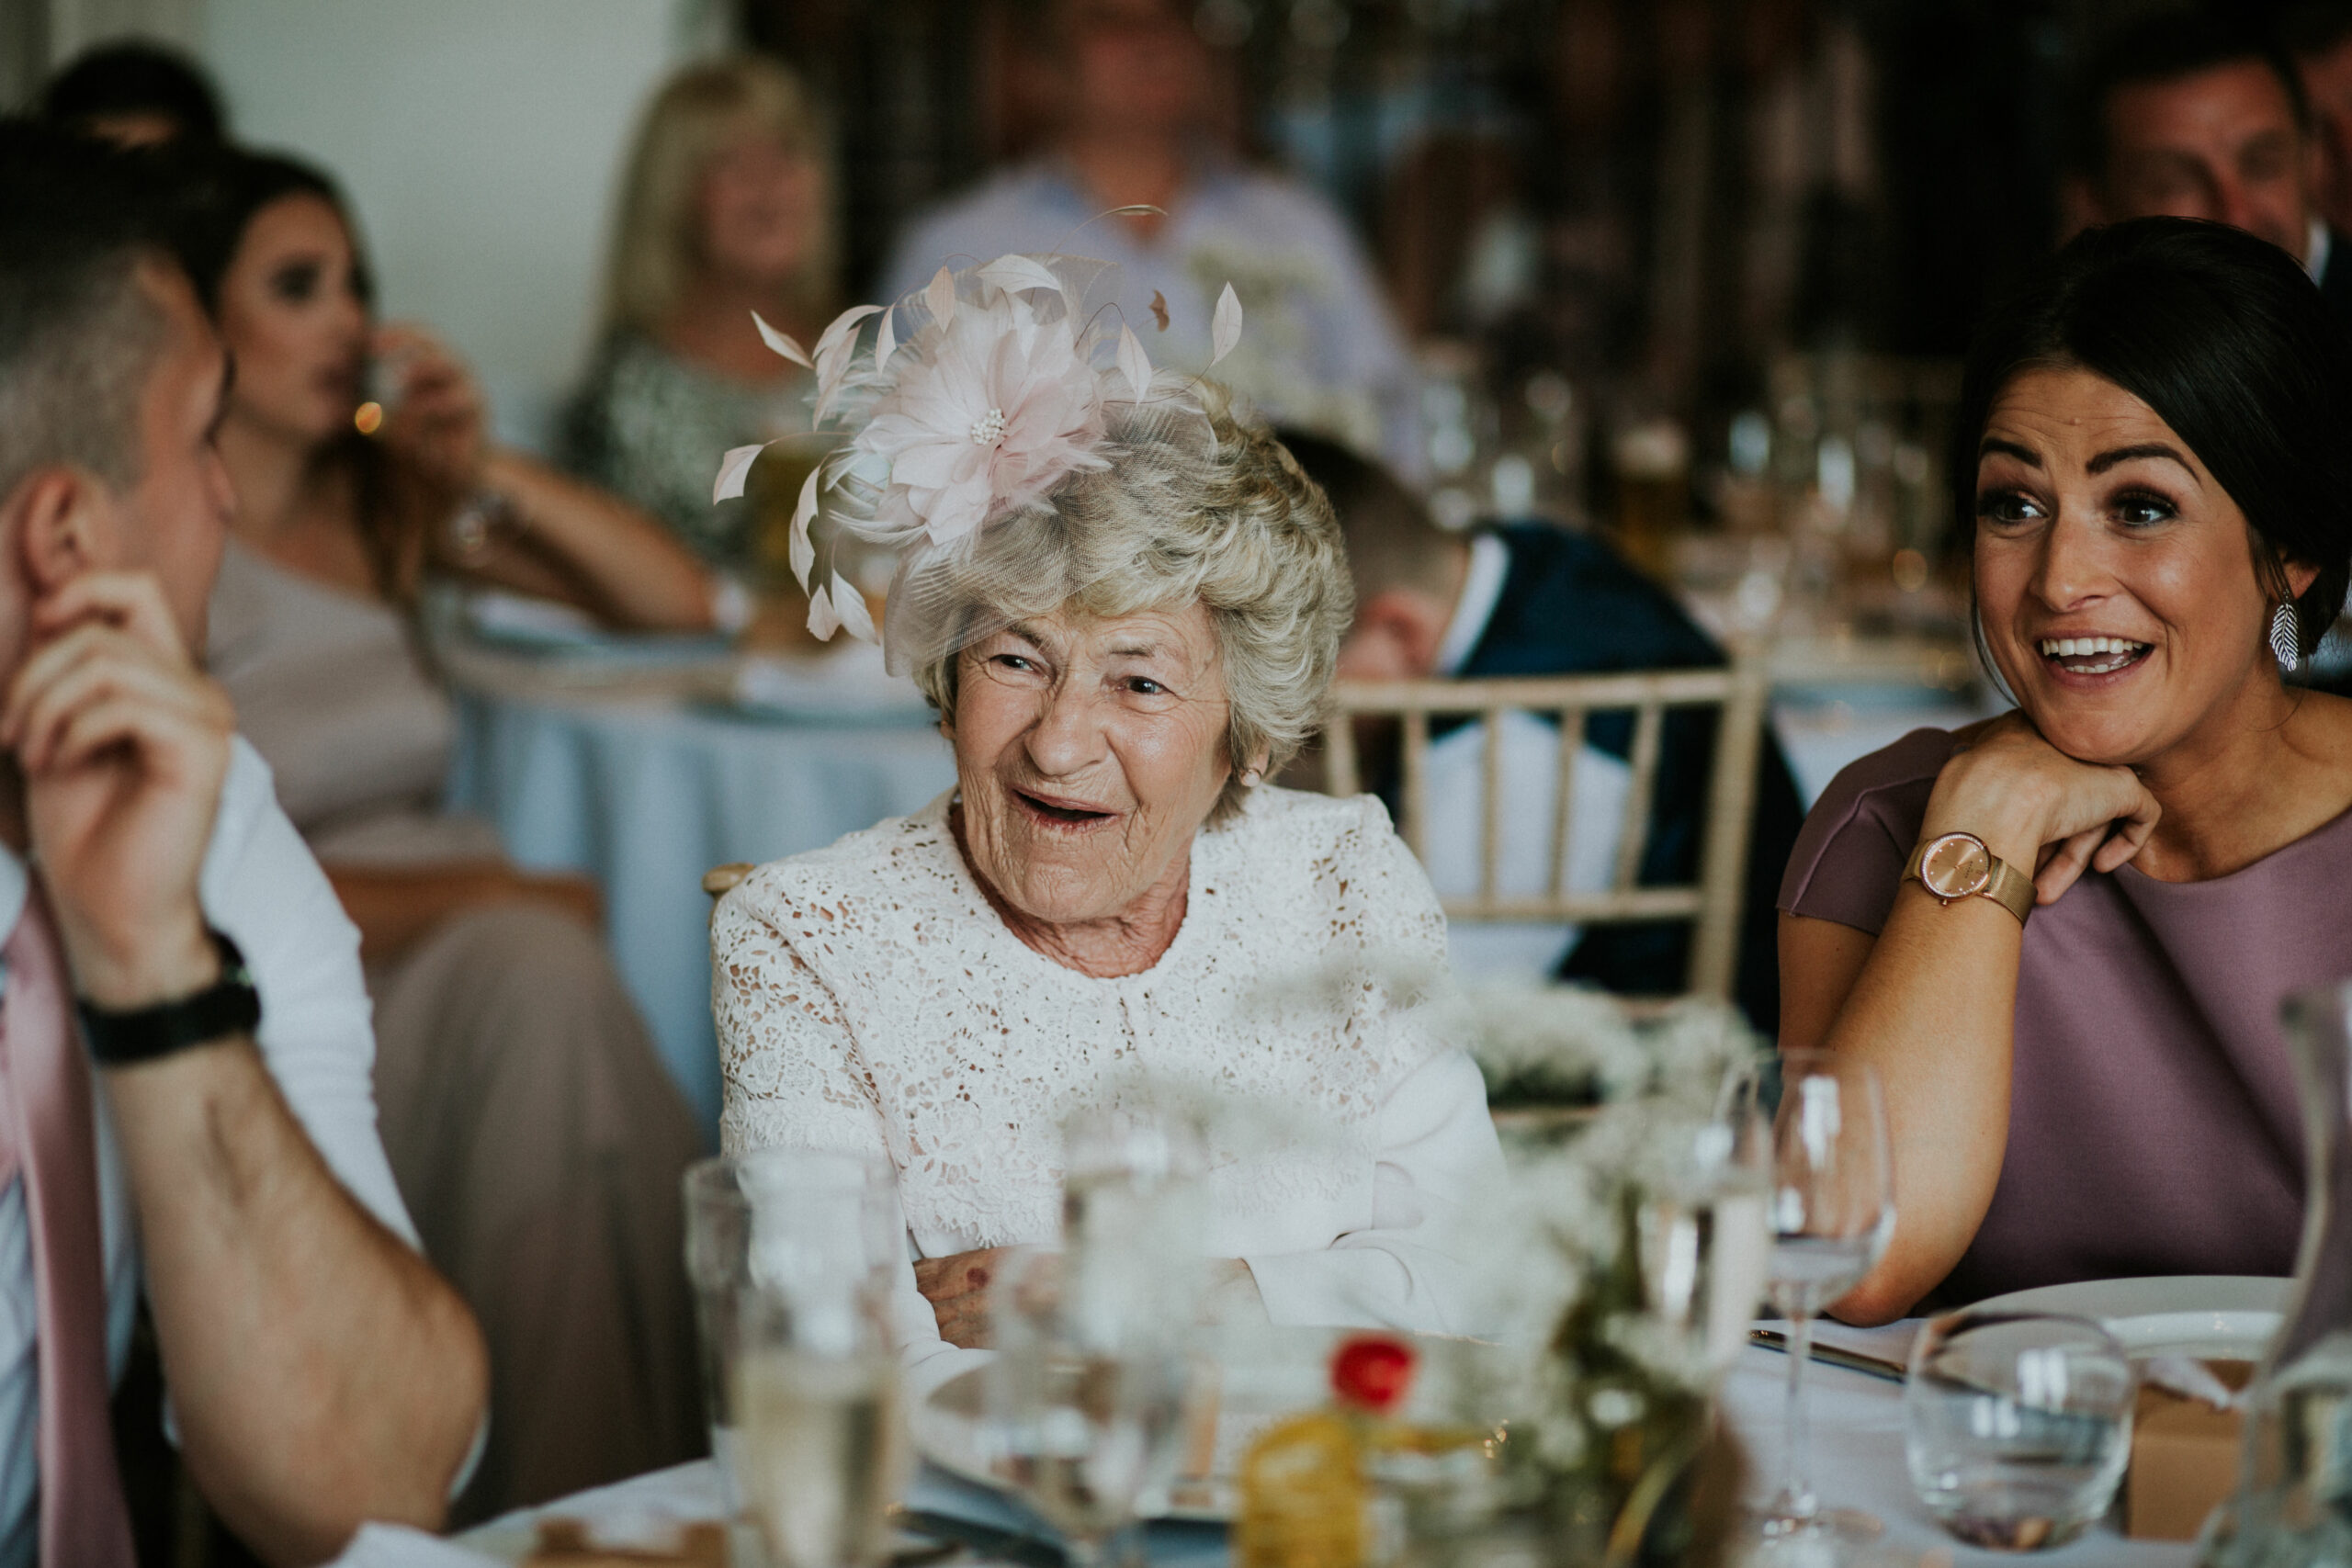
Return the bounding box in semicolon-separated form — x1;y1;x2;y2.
1790;886;2025;1324
475;450;717;631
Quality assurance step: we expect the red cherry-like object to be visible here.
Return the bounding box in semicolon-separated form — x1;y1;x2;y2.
1329;1334;1417;1414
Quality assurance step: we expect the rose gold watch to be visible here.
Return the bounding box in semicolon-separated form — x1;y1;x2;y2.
1904;831;2033;925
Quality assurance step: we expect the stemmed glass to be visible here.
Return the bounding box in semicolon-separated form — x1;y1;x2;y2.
984;1247;1193;1568
702;1148;910;1568
1735;1050;1896;1556
981;1103;1209;1568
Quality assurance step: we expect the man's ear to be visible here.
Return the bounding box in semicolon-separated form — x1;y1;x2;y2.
1357;588;1453;679
2;467;106;598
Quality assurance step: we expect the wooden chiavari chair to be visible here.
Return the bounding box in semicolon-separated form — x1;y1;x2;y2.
1319;659;1769;1002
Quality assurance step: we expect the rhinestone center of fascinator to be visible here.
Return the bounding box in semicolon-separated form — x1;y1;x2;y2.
968;407;1009;446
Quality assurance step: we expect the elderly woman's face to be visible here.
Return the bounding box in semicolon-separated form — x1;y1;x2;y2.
1973;366;2307;765
950;601;1234;929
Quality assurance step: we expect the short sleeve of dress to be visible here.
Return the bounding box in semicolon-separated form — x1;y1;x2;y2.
1775;728;1955;937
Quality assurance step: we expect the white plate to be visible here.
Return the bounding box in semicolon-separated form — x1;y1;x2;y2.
910;1326;1514;1524
1969;1275;2290;1360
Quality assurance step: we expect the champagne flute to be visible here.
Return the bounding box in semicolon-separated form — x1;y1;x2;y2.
700;1148;907;1566
1736;1050;1896;1552
732;1278;908;1568
984;1247;1192;1568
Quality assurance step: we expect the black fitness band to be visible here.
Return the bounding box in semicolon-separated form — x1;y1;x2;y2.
76;930;261;1066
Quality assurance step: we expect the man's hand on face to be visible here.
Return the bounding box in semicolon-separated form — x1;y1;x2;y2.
1;572;232;1009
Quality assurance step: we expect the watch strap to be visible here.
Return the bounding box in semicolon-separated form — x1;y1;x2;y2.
1904;836;2034;926
75;931;261;1066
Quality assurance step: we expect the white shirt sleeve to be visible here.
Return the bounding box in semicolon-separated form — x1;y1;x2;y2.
197;738;421;1247
1242;1049;1505;1337
1240;800;1508;1337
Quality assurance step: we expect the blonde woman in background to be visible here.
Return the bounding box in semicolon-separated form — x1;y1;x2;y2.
563;57;836;565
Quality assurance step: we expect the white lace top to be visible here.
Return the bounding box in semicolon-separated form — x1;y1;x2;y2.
713;785;1505;1384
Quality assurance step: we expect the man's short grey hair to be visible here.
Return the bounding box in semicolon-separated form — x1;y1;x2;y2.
912;383;1353;823
0;122;173;505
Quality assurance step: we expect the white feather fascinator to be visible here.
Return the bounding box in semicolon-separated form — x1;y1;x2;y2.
714;253;1245;673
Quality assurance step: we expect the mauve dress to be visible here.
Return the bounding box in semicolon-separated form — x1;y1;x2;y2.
1778;727;2352;1303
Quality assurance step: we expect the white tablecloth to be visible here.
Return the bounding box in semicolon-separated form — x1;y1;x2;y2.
438;1332;2190;1567
1726;1324;2191;1568
446;678;955;1134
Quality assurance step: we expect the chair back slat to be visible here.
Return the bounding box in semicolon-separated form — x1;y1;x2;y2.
1320;660;1767;1002
1612;702;1665;891
1323;695;1363;798
1686;660;1768;998
1480;706;1506;903
1548;705;1584;899
1400;707;1432;863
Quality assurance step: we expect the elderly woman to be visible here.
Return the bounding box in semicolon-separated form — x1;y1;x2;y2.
1781;218;2352;1324
712;256;1504;1387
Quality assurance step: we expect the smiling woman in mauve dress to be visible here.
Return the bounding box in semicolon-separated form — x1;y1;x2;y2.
1781;218;2352;1323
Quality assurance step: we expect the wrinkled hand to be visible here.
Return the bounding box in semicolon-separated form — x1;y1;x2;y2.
373;322;487;499
913;1247;1017;1349
1929;713;2161;905
2;574;233;1007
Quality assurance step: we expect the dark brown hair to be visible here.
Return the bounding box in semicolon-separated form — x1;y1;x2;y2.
1953;216;2352;655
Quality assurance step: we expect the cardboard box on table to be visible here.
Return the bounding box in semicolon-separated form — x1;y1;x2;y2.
2124;1361;2254;1542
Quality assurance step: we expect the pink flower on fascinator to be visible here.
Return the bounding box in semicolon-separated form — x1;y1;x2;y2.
714;252;1245;655
854;286;1111;545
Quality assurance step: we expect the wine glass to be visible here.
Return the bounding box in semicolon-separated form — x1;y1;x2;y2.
983;1246;1193;1568
731;1276;909;1568
695;1148;907;1565
1734;1050;1896;1556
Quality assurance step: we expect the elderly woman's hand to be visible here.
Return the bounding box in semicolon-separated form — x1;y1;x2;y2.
1927;712;2162;905
913;1247;1017;1348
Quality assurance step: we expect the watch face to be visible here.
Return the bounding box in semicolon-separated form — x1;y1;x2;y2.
1921;833;1993;898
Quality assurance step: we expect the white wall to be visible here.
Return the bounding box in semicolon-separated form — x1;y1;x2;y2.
200;0;729;451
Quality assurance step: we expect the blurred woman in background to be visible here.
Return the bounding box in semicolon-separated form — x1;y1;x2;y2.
564;57;836;566
183;149;708;1519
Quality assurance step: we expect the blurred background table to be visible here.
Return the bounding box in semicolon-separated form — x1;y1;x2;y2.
439;629;955;1136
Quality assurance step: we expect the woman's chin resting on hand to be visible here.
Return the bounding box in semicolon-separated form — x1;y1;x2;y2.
1781;219;2352;1325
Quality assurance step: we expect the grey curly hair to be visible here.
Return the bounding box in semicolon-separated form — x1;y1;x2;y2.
910;383;1352;823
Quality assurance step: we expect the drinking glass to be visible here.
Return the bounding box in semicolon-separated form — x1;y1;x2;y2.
1904;1311;2133;1551
983;1246;1193;1568
980;1103;1209;1564
683;1148;902;1517
732;1273;910;1568
1060;1101;1210;1340
1633;1083;1775;1373
1735;1050;1896;1551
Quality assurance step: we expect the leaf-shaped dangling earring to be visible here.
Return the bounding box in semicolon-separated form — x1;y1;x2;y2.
2272;602;2301;671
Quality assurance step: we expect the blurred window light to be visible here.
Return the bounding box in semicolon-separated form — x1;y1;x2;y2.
1728;410;1771;477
